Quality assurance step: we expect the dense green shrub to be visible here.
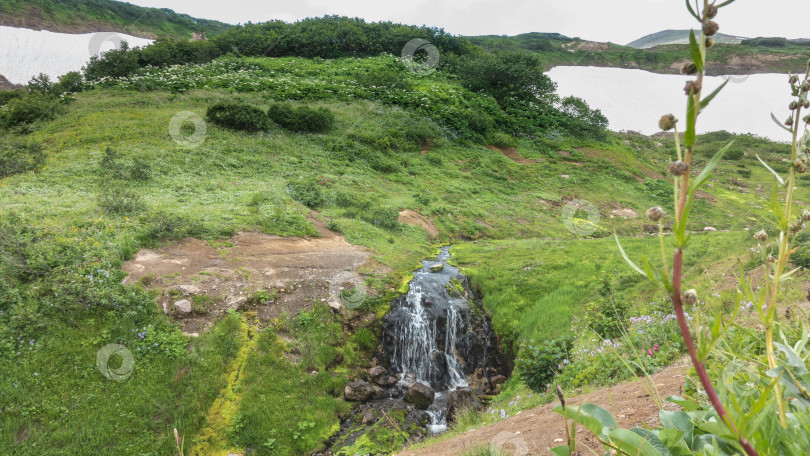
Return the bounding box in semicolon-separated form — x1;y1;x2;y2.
97;147;151;181
363;206;400;229
267;103;335;133
581;274;630;339
516;336;574;393
0;142;46;178
83;42;141;81
0;92;59;128
0;89;24;107
97;184;146;215
206;102;267;132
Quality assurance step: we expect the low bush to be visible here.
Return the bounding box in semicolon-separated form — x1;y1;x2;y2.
516;336;574;393
206;102;267;132
287;176;327;208
0;92;60;128
0;141;46;178
267;103;334;133
97;184;146;215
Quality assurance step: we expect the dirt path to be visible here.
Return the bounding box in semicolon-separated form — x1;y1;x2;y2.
396;360;689;456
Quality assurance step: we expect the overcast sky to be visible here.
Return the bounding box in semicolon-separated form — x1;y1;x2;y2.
124;0;810;44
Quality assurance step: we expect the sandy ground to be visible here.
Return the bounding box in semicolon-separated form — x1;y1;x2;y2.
122;218;375;332
395;359;689;456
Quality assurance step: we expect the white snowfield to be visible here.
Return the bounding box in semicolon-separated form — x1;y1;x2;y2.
0;25;152;85
547;66;795;142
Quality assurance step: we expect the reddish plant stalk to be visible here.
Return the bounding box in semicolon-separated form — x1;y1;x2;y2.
671;249;758;456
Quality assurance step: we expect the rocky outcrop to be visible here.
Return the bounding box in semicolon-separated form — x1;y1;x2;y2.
405;382;435;410
446;388;482;423
344;380;375;402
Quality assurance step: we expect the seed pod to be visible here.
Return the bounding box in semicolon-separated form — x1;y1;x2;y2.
706;38;715;48
797;161;807;173
659;114;678;131
786;116;794;126
683;289;698;305
668;160;689;176
804;101;810;110
706;5;718;19
804;114;810;124
680;62;698;75
802;82;810;92
768;255;777;263
790;101;799;111
703;21;719;37
556;385;565;410
791;75;800;84
684;80;702;95
754;229;768;242
646;206;666;222
789;221;804;234
802;210;810;221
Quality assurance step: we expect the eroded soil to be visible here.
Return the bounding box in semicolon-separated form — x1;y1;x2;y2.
122;225;375;333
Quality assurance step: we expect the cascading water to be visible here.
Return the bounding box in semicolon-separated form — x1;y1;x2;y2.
382;246;500;433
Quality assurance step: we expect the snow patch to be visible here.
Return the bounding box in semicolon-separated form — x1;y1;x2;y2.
547;66;794;141
0;26;152;85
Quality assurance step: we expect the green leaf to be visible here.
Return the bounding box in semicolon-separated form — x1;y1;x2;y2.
660;410;694;446
608;428;664;456
775;342;805;368
769;185;788;230
771;112;793;133
631;428;671;456
581;403;618;432
694;140;734;189
665;395;700;412
716;0;737;7
688;30;704;72
553;404;606;438
549;446;570;456
684;0;700;20
615;234;646;277
756;154;785;185
684;90;697;148
700;79;729;111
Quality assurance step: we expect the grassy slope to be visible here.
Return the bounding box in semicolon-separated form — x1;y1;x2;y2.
0;0;230;38
1;55;807;455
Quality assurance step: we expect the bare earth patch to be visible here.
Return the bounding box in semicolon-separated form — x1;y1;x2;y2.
395;360;688;456
399;209;439;238
122;229;373;333
486;145;543;164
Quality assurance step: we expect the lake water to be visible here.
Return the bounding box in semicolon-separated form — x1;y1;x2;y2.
547;66;796;141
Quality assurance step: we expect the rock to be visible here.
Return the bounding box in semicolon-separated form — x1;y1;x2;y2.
173;284;201;295
362;409;377;424
344;380;375;402
490;374;507;386
377;375;398;387
610;208;637;219
405;382;435;410
447;388;482;423
703;226;718;232
368;366;387;382
174;299;192;314
162;301;171;314
430;263;444;273
328;299;342;312
561;174;570;179
371;384;387;400
226;296;247;311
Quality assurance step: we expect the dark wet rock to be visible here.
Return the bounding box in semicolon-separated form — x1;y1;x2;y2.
430;263;444;272
405;382;435;409
377;375;398;387
368;365;387;382
446;388;482;423
344;380;375;402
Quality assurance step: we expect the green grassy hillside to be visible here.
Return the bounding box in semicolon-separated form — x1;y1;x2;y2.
0;0;230;38
2;16;808;454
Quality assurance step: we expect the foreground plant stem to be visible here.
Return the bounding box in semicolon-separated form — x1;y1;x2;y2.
666;3;758;454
